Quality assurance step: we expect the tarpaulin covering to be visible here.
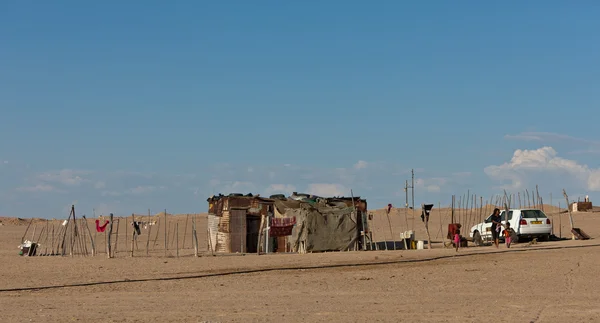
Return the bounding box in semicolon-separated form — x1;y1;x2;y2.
273;199;359;253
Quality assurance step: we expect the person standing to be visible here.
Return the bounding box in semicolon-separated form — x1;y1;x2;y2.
490;208;502;248
454;229;461;252
503;222;515;248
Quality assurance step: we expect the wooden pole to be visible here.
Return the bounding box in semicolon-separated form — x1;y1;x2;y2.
176;222;179;257
182;213;190;249
131;213;135;257
153;218;161;249
82;215;96;256
480;196;483;224
146;209;152;256
257;213;266;255
385;206;395;250
44;219;49;255
51;223;55;255
170;222;177;250
558;202;562;238
164;209;168;257
421;204;432;249
107;213;114;258
124;215;128;253
93;209;97;254
411;169;415;230
437;201;442;240
21;219;34;244
562;189;575;240
193;213;200;257
450;195;454;223
113;219;121;256
61;211;71;256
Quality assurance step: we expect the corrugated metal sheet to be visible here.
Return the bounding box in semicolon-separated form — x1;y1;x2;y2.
230;209;247;253
219;211;230;233
228;197;252;209
216;231;230;253
216;199;224;216
207;214;219;251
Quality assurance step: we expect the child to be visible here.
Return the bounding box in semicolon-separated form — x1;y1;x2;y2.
454;229;461;252
503;222;515;248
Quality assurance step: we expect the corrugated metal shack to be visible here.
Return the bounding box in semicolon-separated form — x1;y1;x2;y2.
207;193;276;253
207;192;370;254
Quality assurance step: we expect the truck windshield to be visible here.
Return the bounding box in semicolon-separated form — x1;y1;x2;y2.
521;210;547;219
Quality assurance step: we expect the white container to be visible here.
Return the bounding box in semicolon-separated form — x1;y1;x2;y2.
416;240;424;250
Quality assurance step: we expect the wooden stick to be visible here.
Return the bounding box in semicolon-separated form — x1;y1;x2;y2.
131;213;135;257
146;209;152;256
436;201;443;240
107;213;114;258
479;196;483;224
182;213;190;249
385;207;394;250
21;219;34;244
558;202;562;238
422;204;432;249
113;218;121;256
124;215;128;253
451;195;455;223
93;209;97;245
61;212;71;256
51;223;55;255
562;189;575;240
42;219;49;255
164;209;168;257
81;216;94;256
257;213;266;255
193;213;199;257
153;218;161;249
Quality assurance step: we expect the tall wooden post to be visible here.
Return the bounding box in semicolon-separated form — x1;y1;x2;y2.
82;215;96;256
107;213;114;258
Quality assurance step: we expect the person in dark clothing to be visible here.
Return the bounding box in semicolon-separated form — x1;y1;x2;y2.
490;208;502;248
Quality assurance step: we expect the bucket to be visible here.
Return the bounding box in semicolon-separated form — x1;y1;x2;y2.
417;241;424;250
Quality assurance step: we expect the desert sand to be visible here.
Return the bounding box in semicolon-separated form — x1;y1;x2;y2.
1;206;600;322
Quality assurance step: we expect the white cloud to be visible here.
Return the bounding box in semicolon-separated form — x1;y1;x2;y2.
504;132;598;144
354;160;368;170
94;181;106;189
484;146;600;191
264;184;297;196
306;183;348;197
415;177;447;193
127;185;165;195
16;184;61;193
219;181;256;194
38;169;91;186
505;132;600;155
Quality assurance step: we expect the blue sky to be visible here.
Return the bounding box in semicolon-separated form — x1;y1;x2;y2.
1;1;600;217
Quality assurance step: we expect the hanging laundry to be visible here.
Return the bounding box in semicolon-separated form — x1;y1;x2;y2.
269;217;296;237
132;221;141;235
96;219;109;232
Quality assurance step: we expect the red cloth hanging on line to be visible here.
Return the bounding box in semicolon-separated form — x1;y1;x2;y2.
269;217;296;237
96;219;109;232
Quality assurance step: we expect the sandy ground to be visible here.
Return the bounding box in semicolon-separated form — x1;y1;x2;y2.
1;207;600;322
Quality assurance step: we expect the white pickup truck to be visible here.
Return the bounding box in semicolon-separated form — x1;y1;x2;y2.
469;208;552;242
